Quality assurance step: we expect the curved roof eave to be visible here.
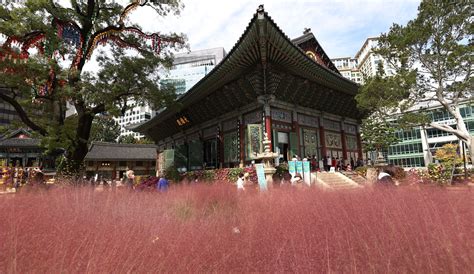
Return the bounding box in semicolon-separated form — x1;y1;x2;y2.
136;9;359;133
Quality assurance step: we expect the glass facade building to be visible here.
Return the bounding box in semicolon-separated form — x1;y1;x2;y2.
114;48;226;140
387;104;474;168
0;99;19;126
161;48;226;95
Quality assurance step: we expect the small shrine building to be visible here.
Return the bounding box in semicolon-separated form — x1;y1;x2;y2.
0;128;57;170
134;6;363;172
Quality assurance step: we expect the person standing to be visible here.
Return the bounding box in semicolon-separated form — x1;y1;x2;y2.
310;156;317;171
157;172;169;192
126;168;135;188
236;172;245;191
13;165;19;189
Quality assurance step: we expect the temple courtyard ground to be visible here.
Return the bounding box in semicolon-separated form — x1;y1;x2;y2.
0;183;472;272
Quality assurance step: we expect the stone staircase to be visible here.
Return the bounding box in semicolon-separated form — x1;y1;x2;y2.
315;172;361;190
340;171;368;185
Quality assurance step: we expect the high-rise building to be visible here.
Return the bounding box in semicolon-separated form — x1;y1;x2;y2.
115;48;226;139
331;57;362;84
331;37;473;168
161;47;226;95
0;87;20;127
114;101;155;139
333;37;396;84
355;37;396;79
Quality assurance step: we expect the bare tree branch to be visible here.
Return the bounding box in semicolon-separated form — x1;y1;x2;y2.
0;88;47;135
429;122;470;141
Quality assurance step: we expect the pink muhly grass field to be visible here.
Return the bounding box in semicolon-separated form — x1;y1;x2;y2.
0;183;473;273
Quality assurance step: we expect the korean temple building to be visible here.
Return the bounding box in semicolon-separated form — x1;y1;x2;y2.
134;6;363;172
0;128;57;170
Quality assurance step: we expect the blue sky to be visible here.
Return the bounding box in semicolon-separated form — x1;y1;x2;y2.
131;0;421;58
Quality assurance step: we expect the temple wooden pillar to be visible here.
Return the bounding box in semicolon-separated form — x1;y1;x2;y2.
218;124;224;168
292;110;301;157
341;121;347;160
239;117;245;167
319;118;327;157
258;95;275;151
112;162;117;180
356;131;363;160
264;105;272;149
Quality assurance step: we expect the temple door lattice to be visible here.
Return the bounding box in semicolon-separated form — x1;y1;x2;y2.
224;132;239;164
303;129;318;158
246;124;262;160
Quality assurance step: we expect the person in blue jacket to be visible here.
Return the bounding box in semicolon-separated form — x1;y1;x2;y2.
157;171;169;192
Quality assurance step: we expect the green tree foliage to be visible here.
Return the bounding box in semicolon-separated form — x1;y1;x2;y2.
356;1;473;164
118;134;154;144
0;0;186;174
136;137;155;144
118;134;137;144
435;143;462;166
360;116;399;153
90;115;120;143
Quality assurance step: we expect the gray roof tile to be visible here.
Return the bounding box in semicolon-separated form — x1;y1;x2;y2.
85;142;157;161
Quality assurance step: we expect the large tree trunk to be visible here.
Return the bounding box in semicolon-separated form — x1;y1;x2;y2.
467;136;474;166
64;112;94;175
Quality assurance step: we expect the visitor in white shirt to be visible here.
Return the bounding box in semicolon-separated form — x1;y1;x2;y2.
236;172;245;191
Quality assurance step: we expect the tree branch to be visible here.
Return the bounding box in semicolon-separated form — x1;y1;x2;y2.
71;0;86;18
429;122;469;141
91;103;105;114
0;89;47;136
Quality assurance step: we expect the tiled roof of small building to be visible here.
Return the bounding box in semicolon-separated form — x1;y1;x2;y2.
0;137;41;147
85;142;157;161
0;128;41;147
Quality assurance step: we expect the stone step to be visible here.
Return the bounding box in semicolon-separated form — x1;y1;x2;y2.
316;172;361;190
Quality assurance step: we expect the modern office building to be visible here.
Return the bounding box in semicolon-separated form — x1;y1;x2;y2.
114;101;155;139
0;100;19;126
0;87;20;126
331;57;362;84
387;103;474;168
161;47;226;95
134;6;363;173
115;48;226;140
355;37;396;79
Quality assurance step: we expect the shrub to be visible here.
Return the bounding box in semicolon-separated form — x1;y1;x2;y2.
384;165;406;180
435;144;462;165
164;165;180;182
355;166;368;177
202;170;216;182
227;167;244;183
180;167;254;185
275;163;289;178
427;163;455;185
